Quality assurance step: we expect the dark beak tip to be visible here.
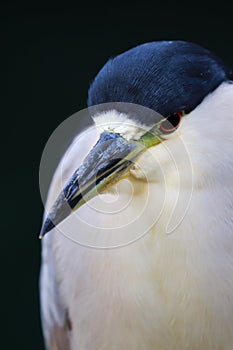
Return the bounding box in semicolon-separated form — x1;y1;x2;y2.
39;216;55;239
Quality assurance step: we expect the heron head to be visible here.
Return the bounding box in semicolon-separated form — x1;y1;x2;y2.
40;41;232;237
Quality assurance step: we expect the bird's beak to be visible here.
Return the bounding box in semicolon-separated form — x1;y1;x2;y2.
40;129;162;237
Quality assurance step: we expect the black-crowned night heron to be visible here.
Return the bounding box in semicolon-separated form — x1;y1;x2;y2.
39;41;233;350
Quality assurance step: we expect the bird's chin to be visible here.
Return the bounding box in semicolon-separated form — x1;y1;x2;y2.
103;176;144;197
130;164;148;181
129;146;165;184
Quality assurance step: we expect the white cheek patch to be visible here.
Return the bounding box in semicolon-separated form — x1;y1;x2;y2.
93;110;152;141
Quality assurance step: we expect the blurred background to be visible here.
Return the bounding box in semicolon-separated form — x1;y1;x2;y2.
2;2;233;349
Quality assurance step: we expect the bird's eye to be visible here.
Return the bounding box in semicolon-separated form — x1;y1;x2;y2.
160;112;182;134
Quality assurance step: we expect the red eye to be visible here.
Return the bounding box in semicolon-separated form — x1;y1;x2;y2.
160;112;182;134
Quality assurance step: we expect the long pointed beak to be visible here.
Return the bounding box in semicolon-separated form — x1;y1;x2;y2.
39;131;152;237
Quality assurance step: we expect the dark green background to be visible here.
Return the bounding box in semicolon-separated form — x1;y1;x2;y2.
2;3;233;349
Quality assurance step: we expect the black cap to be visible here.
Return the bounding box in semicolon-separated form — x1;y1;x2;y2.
88;41;232;124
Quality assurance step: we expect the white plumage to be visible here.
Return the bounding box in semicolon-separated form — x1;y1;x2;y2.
40;82;233;349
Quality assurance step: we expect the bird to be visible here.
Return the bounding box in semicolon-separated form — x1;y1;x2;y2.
39;41;233;350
